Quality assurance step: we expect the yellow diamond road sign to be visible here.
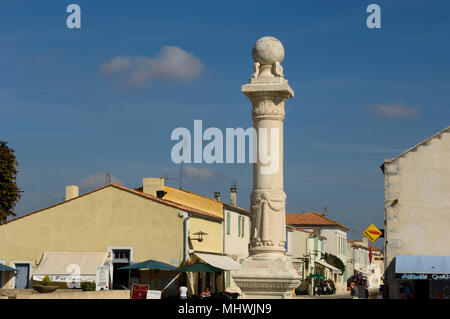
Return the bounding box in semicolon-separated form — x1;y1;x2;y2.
363;224;382;243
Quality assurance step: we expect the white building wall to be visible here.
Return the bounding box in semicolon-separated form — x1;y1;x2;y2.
384;128;450;298
321;228;348;292
224;208;250;293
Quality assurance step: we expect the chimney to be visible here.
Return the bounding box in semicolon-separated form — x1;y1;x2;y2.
65;185;79;200
230;186;237;206
142;177;165;196
214;192;221;201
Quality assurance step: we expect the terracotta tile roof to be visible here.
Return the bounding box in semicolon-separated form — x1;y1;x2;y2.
293;228;327;239
347;240;383;253
295;229;313;234
113;184;223;221
369;244;383;252
135;185;250;215
286;212;349;231
2;183;222;225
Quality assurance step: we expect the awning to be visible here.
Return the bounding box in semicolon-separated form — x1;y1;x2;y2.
396;255;450;280
194;252;242;271
315;260;342;275
0;264;16;272
119;259;177;271
354;267;371;276
178;262;223;273
33;251;107;282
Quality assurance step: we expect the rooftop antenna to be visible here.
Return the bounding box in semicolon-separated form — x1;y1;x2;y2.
179;138;187;189
163;174;178;186
105;173;112;185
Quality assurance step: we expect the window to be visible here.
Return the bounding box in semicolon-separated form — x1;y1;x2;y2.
112;249;130;263
343;238;346;256
337;235;346;256
226;212;231;235
241;217;245;237
238;216;241;237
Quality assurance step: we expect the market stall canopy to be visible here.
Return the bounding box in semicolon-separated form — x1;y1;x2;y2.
396;255;450;274
315;260;342;275
178;262;224;273
354;267;370;276
307;274;326;279
119;259;177;271
194;252;241;271
33;251;107;282
351;273;367;280
0;264;16;272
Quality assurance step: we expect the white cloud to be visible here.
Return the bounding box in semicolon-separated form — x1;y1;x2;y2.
77;172;123;190
99;46;203;87
99;56;131;75
183;165;216;181
367;103;421;119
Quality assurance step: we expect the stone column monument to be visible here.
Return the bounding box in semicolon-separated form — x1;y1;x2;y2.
233;36;301;298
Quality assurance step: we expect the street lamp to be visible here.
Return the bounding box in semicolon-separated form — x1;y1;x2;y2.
189;231;208;242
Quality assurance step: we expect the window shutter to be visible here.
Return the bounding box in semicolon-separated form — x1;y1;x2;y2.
225;271;230;287
226;212;231;235
238;216;241;237
242;217;245;237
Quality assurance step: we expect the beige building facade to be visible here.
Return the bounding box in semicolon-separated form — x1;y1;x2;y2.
0;182;224;295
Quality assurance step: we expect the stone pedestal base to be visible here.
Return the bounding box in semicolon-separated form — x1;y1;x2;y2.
232;254;301;299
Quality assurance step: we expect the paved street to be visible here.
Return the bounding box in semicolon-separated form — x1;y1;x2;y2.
294;287;382;299
294;293;352;299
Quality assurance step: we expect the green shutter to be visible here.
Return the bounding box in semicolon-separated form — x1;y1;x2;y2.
238;216;241;237
226;271;231;287
226;212;231;235
242;217;245;237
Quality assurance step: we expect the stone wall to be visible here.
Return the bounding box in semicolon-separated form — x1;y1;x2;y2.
383;128;450;298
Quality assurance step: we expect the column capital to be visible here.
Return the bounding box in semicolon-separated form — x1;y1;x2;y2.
242;83;294;121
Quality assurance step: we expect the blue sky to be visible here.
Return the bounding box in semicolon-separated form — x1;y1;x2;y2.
1;0;449;248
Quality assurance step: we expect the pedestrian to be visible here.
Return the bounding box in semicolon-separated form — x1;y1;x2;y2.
200;287;211;298
326;281;332;294
351;281;358;299
357;280;366;299
179;282;188;299
404;283;413;299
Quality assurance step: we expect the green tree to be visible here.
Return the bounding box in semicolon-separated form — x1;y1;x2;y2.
0;141;22;224
324;253;346;274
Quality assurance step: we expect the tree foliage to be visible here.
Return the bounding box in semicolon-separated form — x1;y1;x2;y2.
0;141;22;223
325;253;346;274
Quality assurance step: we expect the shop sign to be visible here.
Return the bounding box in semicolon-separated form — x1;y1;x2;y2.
131;284;149;299
363;224;382;243
95;265;110;290
146;290;162;299
396;273;450;280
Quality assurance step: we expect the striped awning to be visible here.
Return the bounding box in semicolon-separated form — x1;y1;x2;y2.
315;260;342;274
33;251;107;282
194;252;242;271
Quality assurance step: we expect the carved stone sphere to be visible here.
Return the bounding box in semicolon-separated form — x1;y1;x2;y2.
252;36;285;65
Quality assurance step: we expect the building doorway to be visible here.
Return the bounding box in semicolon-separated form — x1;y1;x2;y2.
111;249;131;289
14;263;30;289
413;280;430;299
